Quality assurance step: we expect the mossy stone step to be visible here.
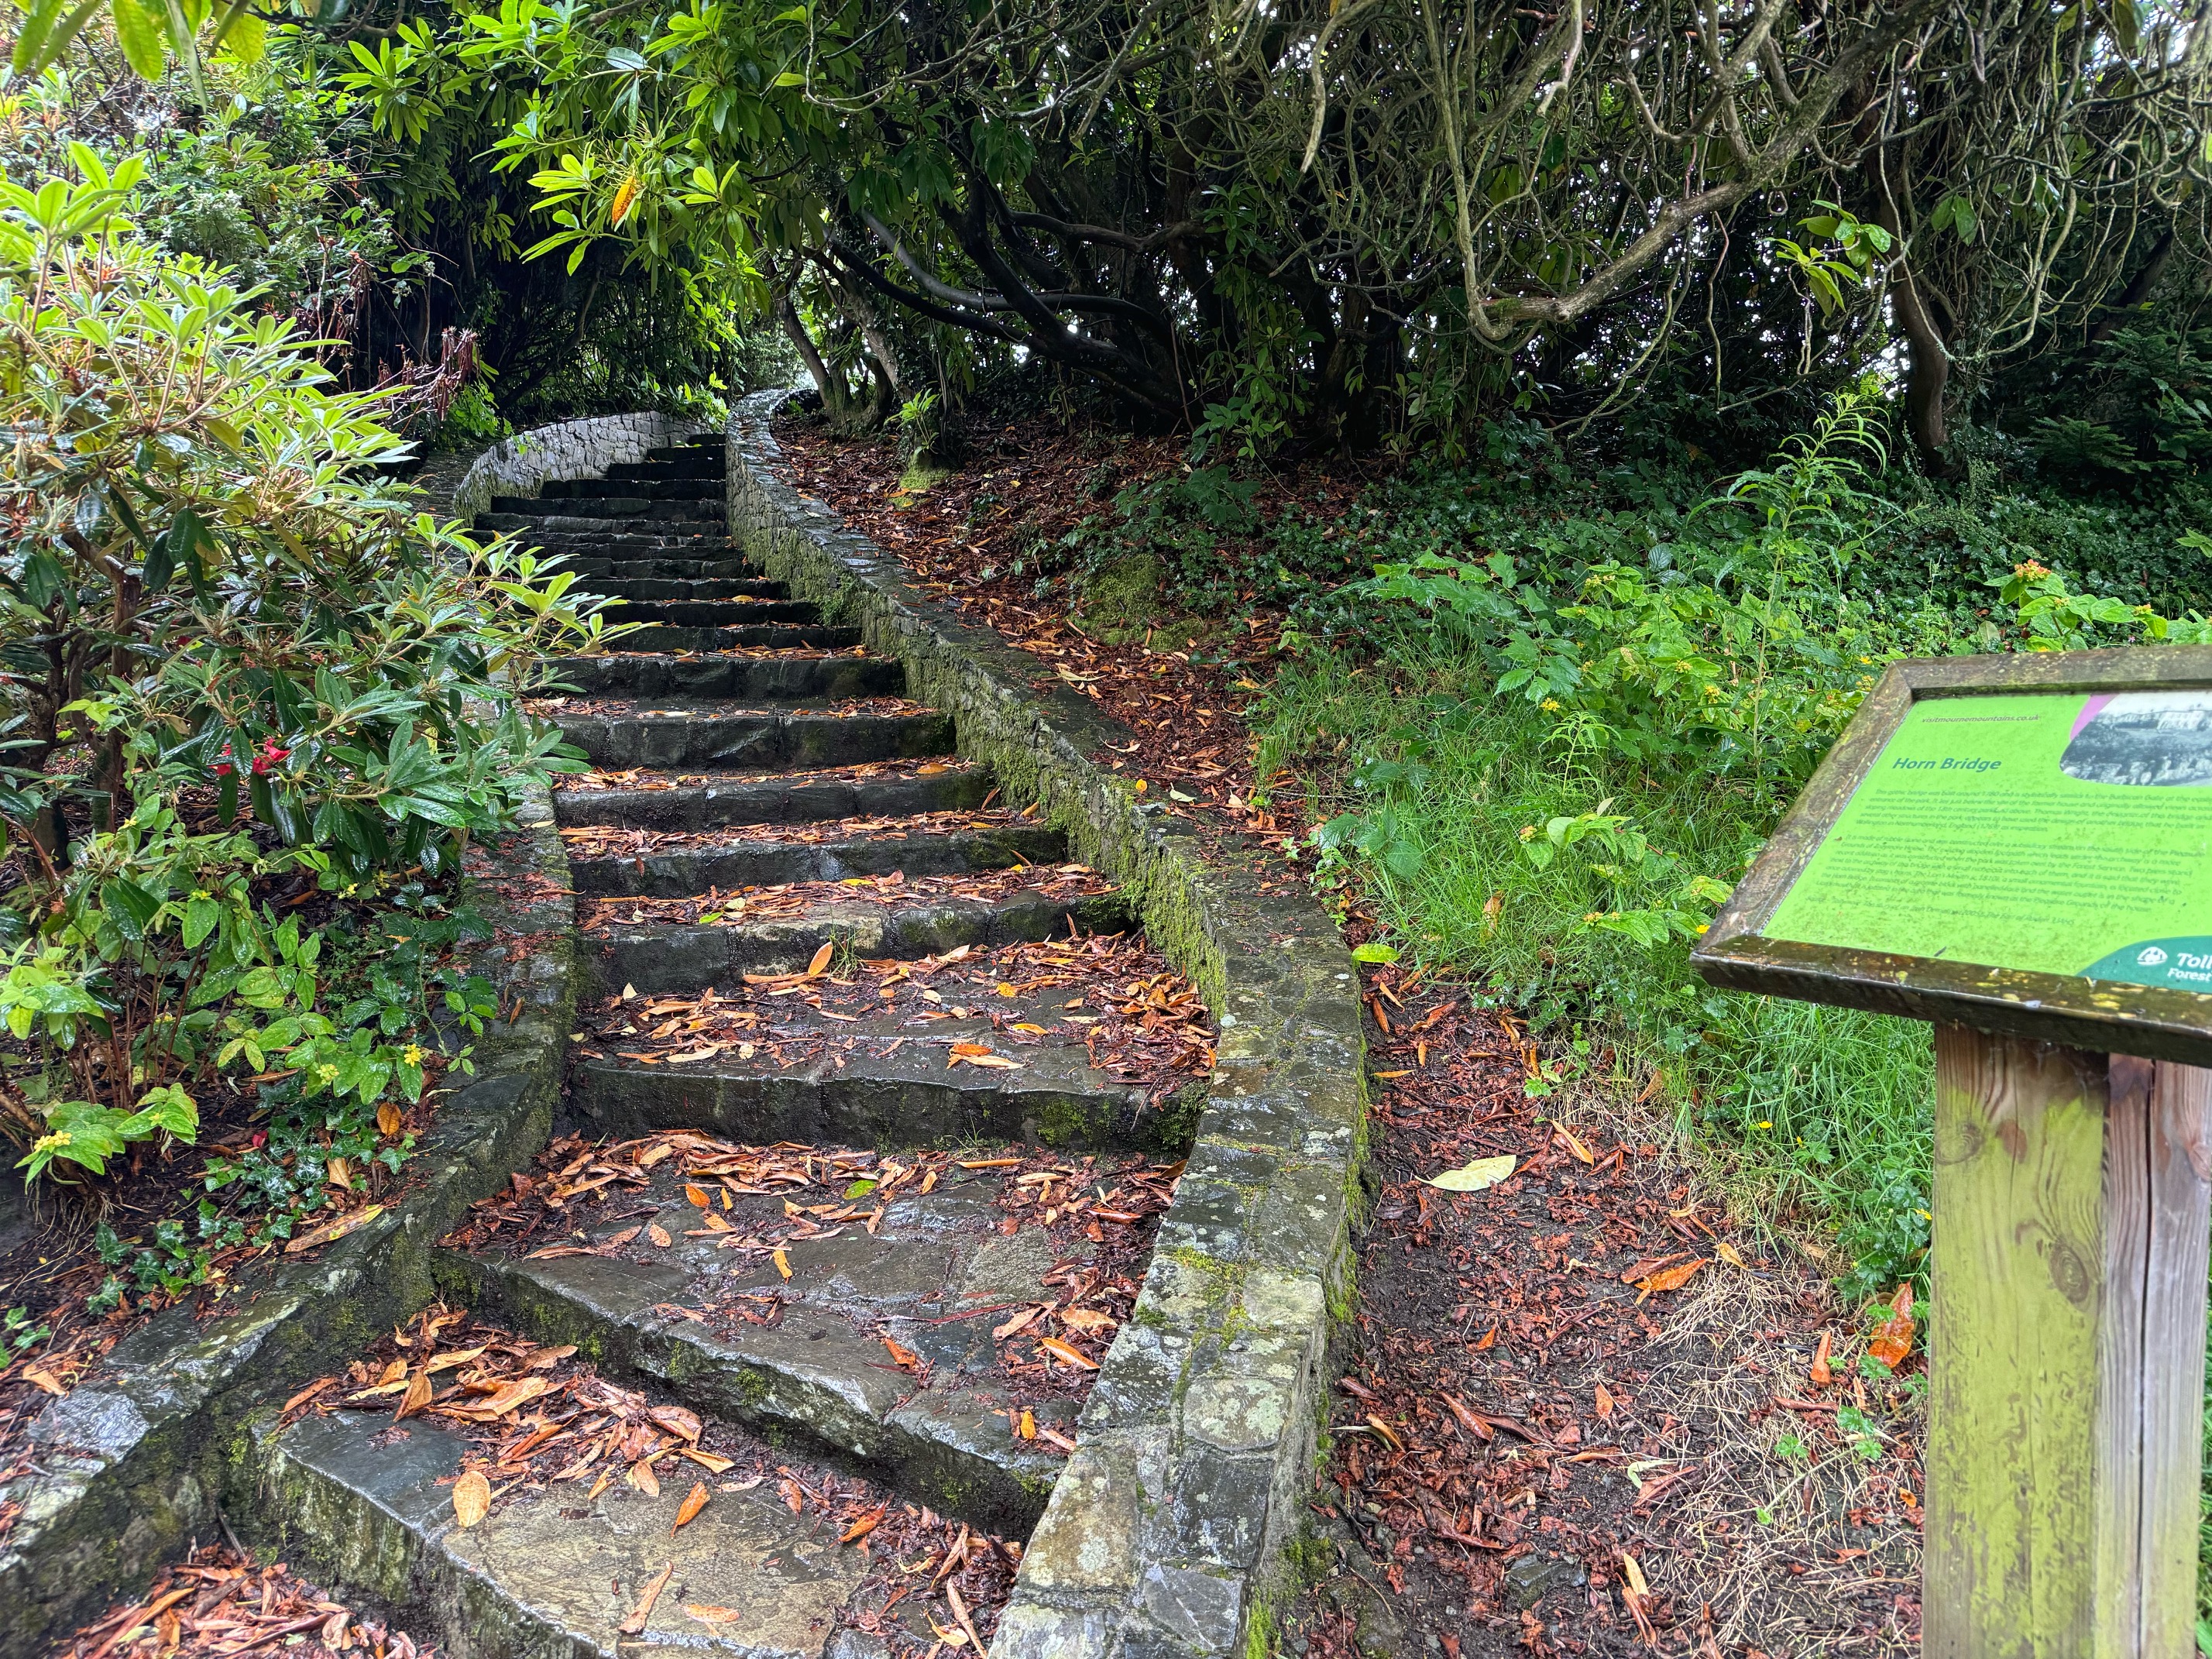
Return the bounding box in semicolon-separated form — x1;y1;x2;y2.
245;1409;867;1659
598;599;824;628
574;577;788;602
548;654;902;704
612;623;864;654
552;761;991;830
489;496;724;524
560;555;757;581
541;476;721;501
549;703;950;771
435;1185;1081;1532
568;822;1064;895
583;888;1132;994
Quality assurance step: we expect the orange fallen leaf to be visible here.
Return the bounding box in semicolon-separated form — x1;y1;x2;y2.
18;1366;64;1397
884;1336;923;1370
1867;1283;1916;1370
1714;1238;1748;1270
840;1505;886;1544
684;1183;710;1207
1037;1336;1099;1370
1554;1123;1594;1164
673;1481;710;1531
1811;1331;1835;1386
779;1476;805;1514
647;1224;673;1248
452;1469;491;1527
376;1101;402;1138
1018;1408;1037;1441
805;941;835;977
1364;1413;1403;1452
394;1369;433;1421
620;1563;674;1635
1634;1258;1708;1303
628;1459;661;1498
1472;1324;1498;1351
681;1448;735;1475
772;1248;792;1279
993;1307;1042;1340
1594;1383;1615;1420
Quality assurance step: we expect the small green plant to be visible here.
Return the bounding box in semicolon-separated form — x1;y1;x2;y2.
4;1304;50;1359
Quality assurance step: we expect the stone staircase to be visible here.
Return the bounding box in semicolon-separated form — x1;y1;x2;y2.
241;434;1202;1658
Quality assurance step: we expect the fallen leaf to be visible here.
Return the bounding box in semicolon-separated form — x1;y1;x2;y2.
684;1184;711;1207
772;1248;792;1279
685;1606;742;1624
452;1470;491;1527
647;1224;673;1248
18;1366;63;1397
1811;1331;1835;1386
681;1448;735;1475
1867;1283;1916;1369
1594;1383;1615;1420
629;1459;661;1498
1440;1393;1492;1440
1365;1413;1403;1451
1715;1238;1749;1270
840;1506;886;1544
284;1204;384;1255
376;1101;402;1138
779;1476;805;1513
1037;1336;1099;1370
1635;1258;1708;1303
650;1405;703;1442
1423;1155;1516;1192
1018;1408;1037;1441
620;1564;674;1635
673;1481;710;1531
884;1337;923;1370
993;1307;1043;1340
1553;1123;1594;1164
395;1369;433;1421
805;941;835;977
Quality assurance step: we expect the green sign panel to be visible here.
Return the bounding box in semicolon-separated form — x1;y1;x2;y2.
1764;689;2212;993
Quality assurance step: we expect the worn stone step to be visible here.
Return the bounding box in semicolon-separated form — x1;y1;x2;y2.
541;476;721;502
554;760;993;830
568;1001;1182;1150
490;496;724;524
476;514;727;543
560;555;757;581
542;699;950;771
582;885;1131;994
566;819;1064;895
610;452;723;480
242;1389;875;1659
600;599;825;628
575;577;788;603
614;623;864;654
531;533;746;560
434;1246;1066;1537
548;654;903;704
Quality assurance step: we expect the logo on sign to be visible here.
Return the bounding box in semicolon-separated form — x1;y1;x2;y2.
2139;946;2171;967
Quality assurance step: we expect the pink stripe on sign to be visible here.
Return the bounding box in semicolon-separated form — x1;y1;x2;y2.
2071;694;2114;740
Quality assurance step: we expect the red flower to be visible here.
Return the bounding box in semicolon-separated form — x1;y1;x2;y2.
213;742;235;779
250;737;291;778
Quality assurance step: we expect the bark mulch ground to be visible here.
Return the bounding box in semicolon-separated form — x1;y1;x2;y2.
1285;962;1925;1659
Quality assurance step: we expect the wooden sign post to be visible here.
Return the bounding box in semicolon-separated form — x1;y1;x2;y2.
1694;647;2212;1657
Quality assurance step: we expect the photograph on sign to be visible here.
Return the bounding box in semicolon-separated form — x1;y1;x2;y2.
1759;688;2212;995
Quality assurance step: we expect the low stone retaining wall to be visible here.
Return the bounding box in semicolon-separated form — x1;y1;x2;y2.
0;793;579;1654
434;412;707;520
727;390;1366;1659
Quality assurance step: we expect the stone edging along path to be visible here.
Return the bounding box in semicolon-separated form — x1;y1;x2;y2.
728;390;1366;1658
0;782;578;1655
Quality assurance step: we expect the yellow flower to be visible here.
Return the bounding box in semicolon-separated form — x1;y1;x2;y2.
403;1044;426;1065
1540;697;1563;712
1756;1121;1772;1129
315;1064;338;1084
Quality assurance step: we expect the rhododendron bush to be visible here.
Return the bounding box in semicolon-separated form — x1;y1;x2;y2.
0;146;620;1197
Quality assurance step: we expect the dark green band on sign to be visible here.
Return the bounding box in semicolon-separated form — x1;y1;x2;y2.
1762;689;2212;984
2080;939;2212;991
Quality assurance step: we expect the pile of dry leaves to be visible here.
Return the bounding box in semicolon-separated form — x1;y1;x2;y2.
57;1545;435;1659
553;757;977;795
558;806;1027;860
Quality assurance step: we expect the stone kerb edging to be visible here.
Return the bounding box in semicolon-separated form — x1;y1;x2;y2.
727;390;1366;1659
439;411;708;521
0;786;579;1655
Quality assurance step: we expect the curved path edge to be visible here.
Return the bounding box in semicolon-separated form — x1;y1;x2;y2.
728;391;1366;1659
0;781;579;1654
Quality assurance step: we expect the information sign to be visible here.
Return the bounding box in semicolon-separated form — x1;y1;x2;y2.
1695;645;2212;1066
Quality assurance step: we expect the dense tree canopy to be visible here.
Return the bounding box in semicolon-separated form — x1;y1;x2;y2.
300;0;2212;464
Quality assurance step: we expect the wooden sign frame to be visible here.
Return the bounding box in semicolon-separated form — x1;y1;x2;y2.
1695;644;2212;1657
1695;643;2212;1066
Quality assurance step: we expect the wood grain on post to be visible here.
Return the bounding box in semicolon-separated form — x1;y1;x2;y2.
1926;1026;2212;1657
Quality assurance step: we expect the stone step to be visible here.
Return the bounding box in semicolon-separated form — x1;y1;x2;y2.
489;496;724;524
434;1211;1075;1537
560;555;758;581
476;514;728;541
610;452;723;480
565;818;1065;895
600;599;825;628
575;577;788;603
548;654;902;704
553;760;994;830
248;1407;875;1659
541;699;951;771
615;623;864;653
580;883;1132;993
541;476;721;502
